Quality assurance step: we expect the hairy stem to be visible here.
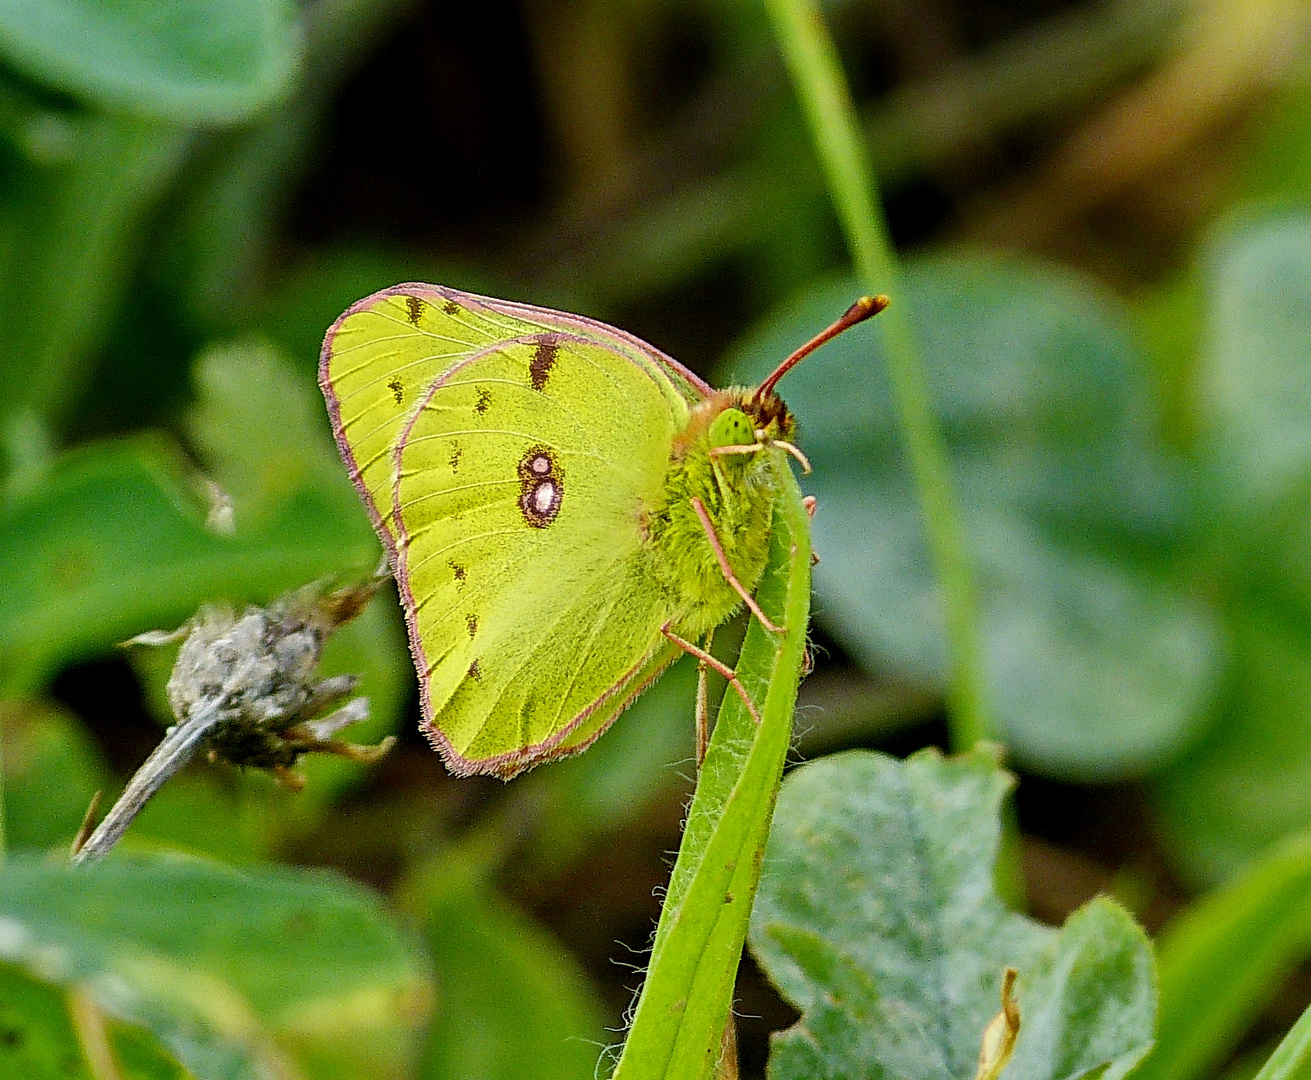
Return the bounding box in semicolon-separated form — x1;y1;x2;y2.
613;454;811;1080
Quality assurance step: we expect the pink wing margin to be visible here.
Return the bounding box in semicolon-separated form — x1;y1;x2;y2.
432;643;682;780
318;281;713;559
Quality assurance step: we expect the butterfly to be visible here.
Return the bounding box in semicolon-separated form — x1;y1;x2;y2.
319;285;884;778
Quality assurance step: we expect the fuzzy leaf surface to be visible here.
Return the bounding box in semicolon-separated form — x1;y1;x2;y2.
750;749;1156;1080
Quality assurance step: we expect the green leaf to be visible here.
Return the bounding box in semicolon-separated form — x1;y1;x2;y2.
750;748;1156;1080
1250;999;1311;1080
0;851;431;1080
0;961;188;1079
1134;828;1311;1080
1153;208;1311;875
0;961;93;1078
0;0;300;123
0;114;190;435
1154;601;1311;882
187;337;363;525
1153;211;1311;880
1;700;108;852
0;432;376;694
726;258;1220;778
1197;211;1311;508
613;457;811;1080
1192;211;1311;613
411;859;607;1080
0;340;389;697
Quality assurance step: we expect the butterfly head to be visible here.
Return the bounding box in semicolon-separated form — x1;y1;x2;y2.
707;295;888;474
703;393;810;473
682;296;888;472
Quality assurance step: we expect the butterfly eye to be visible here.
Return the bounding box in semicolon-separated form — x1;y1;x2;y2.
708;408;755;450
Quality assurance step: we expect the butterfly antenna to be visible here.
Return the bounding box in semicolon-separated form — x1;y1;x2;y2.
753;294;889;404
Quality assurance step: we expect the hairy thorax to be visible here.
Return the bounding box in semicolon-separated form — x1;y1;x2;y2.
644;388;796;639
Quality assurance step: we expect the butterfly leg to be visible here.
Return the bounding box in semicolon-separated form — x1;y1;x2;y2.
693;627;713;765
770;438;812;474
695;655;709;765
692;627;719;766
690;496;783;635
662;624;762;725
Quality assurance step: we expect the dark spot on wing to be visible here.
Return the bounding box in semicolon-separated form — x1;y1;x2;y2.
517;445;563;528
475;387;492;414
449;443;462;472
387;377;403;404
405;295;425;325
468;659;482;681
443;299;460;315
466;613;478;637
529;336;559;392
449;560;466;585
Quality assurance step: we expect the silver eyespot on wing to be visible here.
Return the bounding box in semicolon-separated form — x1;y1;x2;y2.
518;446;563;528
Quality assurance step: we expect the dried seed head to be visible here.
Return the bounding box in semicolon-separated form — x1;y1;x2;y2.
167;597;325;730
136;576;393;775
76;575;393;864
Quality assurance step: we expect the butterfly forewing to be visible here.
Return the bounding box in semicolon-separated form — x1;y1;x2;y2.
391;331;694;776
320;284;709;553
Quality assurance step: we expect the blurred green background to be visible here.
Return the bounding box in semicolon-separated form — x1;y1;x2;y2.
3;0;1311;1075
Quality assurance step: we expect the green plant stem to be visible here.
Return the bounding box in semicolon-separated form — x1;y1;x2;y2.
613;453;811;1080
0;730;6;864
1254;997;1311;1080
1137;829;1311;1080
761;0;989;751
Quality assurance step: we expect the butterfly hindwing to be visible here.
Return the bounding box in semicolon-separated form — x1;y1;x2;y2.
380;316;698;776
